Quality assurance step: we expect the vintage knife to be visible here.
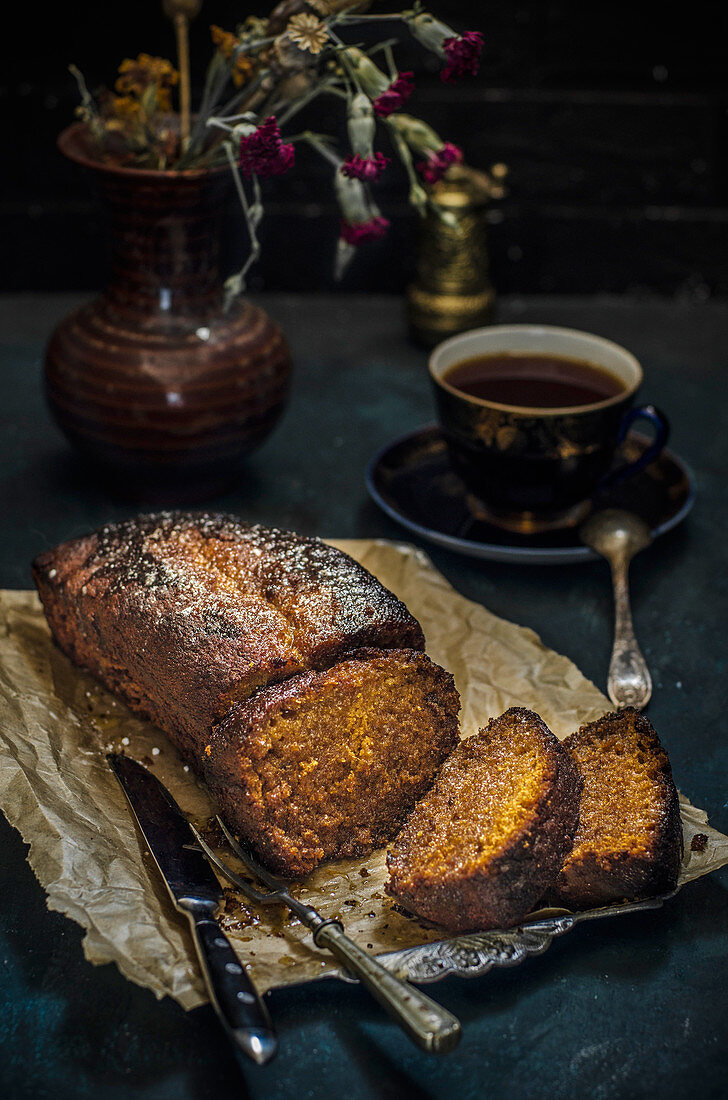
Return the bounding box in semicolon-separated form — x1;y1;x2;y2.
107;753;277;1066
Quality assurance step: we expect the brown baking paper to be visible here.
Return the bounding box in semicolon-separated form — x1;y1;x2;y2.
0;539;726;1010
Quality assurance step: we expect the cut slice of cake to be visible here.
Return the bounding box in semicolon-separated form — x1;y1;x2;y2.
552;708;683;908
205;648;460;877
386;707;581;932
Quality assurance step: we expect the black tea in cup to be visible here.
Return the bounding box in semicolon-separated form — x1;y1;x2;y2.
429;326;668;533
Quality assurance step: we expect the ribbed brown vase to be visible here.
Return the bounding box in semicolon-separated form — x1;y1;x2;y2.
46;124;292;501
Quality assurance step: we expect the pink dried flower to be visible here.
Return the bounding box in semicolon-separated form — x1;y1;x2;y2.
417;142;463;183
441;31;484;83
341;152;390;182
340;216;390;245
239;116;295;179
372;72;415;118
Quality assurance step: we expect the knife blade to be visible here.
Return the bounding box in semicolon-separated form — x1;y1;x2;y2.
107;753;277;1066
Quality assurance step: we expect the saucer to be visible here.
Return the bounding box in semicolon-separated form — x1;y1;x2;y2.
366;426;695;564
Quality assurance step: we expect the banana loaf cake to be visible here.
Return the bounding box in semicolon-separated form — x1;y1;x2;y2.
552;708;683;908
32;512;460;875
386;707;581;932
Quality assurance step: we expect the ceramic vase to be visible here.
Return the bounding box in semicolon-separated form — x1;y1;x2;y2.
45;124;292;501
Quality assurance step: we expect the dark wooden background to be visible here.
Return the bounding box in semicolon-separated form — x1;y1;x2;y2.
3;1;727;296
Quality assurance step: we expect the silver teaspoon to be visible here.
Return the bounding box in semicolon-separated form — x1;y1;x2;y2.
580;508;654;710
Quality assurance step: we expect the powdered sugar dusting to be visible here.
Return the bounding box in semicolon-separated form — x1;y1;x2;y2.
35;513;424;754
84;512;423;660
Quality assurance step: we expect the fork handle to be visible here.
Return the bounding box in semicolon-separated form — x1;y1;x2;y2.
314;921;461;1053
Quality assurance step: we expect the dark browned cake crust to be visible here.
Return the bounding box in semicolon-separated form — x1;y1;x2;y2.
386;707;581;932
31;512;425;760
32;513;462;875
205;648;460;877
552;708;683;908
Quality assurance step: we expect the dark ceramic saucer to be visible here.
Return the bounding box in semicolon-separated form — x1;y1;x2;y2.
366;425;695;564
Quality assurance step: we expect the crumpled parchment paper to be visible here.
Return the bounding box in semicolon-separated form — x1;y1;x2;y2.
0;539;726;1009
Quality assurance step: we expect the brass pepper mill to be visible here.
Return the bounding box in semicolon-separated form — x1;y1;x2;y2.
407;162;507;347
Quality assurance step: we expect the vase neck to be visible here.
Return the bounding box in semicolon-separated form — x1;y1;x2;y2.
96;171;231;319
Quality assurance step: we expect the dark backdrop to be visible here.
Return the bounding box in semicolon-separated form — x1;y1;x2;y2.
3;1;727;296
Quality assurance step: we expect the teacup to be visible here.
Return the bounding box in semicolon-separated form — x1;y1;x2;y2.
429;324;669;533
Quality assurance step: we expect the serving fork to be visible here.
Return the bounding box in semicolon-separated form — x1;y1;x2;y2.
190;818;462;1054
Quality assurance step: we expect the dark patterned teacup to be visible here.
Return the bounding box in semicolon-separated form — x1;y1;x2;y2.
429;324;669;533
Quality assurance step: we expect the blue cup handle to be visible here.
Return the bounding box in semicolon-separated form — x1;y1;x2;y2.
596;404;670;494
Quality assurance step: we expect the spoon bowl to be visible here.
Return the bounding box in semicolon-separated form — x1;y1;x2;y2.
581;509;653;561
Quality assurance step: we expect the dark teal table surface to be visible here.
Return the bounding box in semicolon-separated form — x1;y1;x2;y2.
1;293;727;1099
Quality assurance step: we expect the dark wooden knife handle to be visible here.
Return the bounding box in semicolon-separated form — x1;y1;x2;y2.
186;913;277;1066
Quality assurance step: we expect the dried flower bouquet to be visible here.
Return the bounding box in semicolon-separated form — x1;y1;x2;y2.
71;0;484;299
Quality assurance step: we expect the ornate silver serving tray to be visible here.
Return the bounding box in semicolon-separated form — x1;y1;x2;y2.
333;892;678;985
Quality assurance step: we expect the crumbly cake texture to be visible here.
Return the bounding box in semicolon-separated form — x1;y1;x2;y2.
32;513;461;876
206;649;461;877
32;512;425;760
386;707;582;932
552;708;683;908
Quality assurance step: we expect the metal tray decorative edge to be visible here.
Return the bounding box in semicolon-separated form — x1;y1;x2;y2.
333;891;679;985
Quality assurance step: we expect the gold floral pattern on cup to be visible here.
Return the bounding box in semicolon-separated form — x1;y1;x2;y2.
429;325;668;533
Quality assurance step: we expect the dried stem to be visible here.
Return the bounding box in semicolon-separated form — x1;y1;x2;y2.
223;142;263;308
172;13;192;147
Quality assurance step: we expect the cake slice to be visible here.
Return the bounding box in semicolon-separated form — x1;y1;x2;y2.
205;648;460;876
552;708;683;908
386;707;581;932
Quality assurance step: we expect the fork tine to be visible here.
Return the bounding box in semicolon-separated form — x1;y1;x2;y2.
214;819;327;929
194;823;462;1052
216;816;287;892
188;823;277;905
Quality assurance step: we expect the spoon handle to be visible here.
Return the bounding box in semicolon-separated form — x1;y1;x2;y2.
607;558;652;709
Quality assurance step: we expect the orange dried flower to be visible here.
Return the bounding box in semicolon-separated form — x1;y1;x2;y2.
108;95;142;122
115;54;179;98
211;24;237;58
155;87;174;112
210;26;255;87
